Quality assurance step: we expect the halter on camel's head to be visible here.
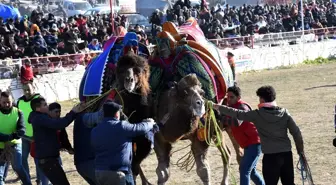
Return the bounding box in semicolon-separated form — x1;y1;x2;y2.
116;53;151;98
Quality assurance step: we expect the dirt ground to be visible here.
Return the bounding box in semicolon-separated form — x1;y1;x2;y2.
5;63;336;185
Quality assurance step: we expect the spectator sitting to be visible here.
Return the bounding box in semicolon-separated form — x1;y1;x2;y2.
88;39;101;51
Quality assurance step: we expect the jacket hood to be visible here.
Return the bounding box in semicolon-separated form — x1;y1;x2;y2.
258;107;287;123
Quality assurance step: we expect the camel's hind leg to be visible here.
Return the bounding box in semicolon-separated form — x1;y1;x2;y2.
215;131;232;185
191;136;211;185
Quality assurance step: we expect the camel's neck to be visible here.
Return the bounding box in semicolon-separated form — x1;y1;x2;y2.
116;90;151;123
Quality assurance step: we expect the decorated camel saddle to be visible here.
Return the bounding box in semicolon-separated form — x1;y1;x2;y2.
149;17;234;103
79;32;150;106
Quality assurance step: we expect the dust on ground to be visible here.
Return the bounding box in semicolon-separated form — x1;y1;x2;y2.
5;63;336;185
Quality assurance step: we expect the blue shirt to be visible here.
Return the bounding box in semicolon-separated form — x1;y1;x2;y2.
91;118;153;171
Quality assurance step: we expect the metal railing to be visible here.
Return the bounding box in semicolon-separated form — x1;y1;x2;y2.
208;26;336;49
0;51;102;79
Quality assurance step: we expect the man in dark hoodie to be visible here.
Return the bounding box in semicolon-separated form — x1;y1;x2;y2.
0;92;31;185
28;97;83;185
213;85;304;185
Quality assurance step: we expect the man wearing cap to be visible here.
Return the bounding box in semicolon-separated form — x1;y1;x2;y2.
227;52;236;82
91;101;156;185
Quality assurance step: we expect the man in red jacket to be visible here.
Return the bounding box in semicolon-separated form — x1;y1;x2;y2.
223;86;265;185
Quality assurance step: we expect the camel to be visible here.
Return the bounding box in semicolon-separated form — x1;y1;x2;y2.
78;33;154;185
79;27;241;185
147;20;242;184
153;74;232;185
114;52;224;185
114;53;153;185
114;44;233;185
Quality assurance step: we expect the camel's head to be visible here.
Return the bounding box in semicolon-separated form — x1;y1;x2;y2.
173;74;205;117
116;53;150;97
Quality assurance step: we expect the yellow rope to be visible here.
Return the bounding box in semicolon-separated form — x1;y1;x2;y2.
203;100;237;185
79;88;140;121
170;144;196;172
78;89;115;111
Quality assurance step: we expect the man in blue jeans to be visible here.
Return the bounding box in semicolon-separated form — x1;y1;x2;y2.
221;86;264;185
17;83;41;184
0;92;31;185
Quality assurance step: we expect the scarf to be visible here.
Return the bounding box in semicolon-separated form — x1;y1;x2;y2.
258;101;277;109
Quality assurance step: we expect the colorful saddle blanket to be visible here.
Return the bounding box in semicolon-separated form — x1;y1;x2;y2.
149;46;217;102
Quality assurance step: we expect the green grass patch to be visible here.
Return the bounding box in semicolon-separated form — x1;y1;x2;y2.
303;57;336;65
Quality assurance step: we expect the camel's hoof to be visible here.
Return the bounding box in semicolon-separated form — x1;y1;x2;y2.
141;180;153;185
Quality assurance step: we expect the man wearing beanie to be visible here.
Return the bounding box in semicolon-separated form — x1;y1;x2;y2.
91;101;156;185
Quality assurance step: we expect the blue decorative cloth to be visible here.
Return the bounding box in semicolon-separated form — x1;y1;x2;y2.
83;42;115;96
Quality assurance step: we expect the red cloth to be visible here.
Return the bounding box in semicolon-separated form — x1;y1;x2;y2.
228;100;260;148
30;130;61;158
20;65;34;84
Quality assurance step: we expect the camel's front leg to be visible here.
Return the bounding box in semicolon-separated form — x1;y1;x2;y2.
216;131;231;185
191;136;211;185
132;136;153;185
154;133;172;185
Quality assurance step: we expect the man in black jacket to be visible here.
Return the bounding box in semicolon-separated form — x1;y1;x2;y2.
0;92;31;185
28;97;83;185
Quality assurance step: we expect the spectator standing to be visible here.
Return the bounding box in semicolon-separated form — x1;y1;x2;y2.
227;52;236;82
20;59;34;84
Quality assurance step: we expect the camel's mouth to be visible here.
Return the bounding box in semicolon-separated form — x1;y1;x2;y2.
123;80;136;93
191;99;206;117
121;68;138;93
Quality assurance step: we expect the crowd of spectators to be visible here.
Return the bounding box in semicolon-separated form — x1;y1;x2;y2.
150;0;336;40
0;4;151;79
0;4;150;60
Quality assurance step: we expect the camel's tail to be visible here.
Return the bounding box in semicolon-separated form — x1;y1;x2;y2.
297;153;315;185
